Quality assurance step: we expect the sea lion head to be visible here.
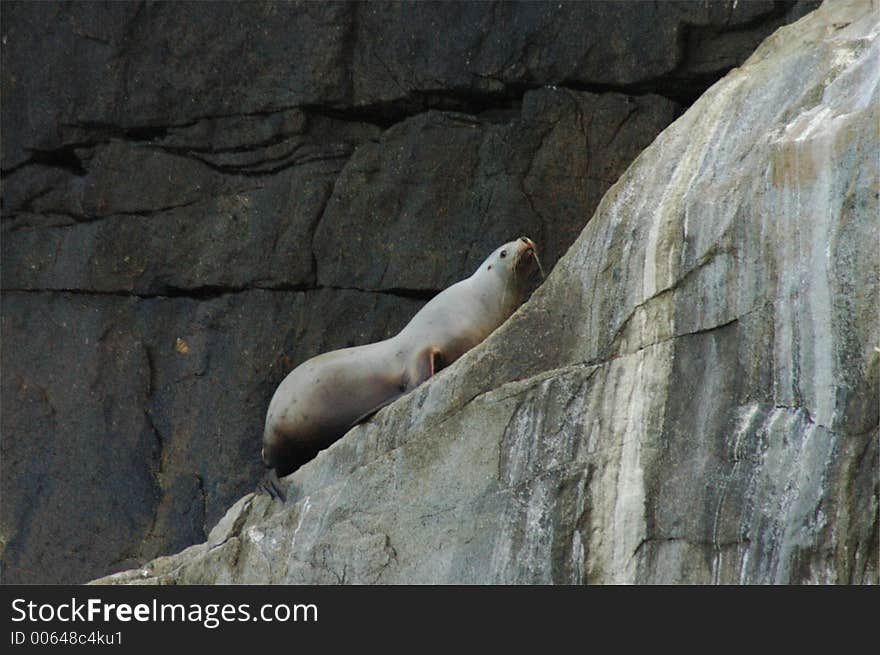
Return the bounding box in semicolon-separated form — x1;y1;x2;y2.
478;236;544;311
481;236;543;280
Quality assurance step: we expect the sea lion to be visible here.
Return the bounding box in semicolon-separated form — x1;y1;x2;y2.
259;236;543;500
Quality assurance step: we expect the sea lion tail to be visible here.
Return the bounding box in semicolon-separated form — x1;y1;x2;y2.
256;467;287;503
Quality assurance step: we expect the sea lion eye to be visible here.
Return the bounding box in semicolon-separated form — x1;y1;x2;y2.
500;250;507;258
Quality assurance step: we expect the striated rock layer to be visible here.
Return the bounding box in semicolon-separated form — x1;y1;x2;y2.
97;1;878;585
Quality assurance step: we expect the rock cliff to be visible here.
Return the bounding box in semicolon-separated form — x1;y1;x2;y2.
94;0;878;584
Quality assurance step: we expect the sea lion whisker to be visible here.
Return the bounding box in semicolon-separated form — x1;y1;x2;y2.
500;270;511;312
531;249;545;279
515;245;544;280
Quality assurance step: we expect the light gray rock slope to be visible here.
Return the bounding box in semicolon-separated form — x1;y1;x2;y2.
96;0;879;585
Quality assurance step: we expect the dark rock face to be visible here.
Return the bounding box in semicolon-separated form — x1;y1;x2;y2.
1;1;817;170
1;289;421;583
1;294;154;583
314;91;678;291
1;1;818;583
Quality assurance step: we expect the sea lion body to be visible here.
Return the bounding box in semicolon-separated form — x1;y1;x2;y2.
261;237;541;490
264;343;403;462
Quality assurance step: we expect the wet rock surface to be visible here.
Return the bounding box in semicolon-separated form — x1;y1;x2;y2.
1;1;825;583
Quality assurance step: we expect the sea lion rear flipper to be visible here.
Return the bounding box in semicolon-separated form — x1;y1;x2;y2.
257;468;287;503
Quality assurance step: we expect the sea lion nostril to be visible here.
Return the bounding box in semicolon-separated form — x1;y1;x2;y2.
520;236;529;243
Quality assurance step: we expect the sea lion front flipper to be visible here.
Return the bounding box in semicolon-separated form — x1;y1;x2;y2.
257;468;287;503
408;346;444;389
349;346;442;426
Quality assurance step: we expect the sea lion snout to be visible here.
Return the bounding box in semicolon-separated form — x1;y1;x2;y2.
515;236;544;278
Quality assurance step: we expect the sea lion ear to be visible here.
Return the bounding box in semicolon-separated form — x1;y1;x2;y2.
407;346;444;390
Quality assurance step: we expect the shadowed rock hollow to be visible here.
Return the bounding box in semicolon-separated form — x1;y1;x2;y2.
95;0;878;585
